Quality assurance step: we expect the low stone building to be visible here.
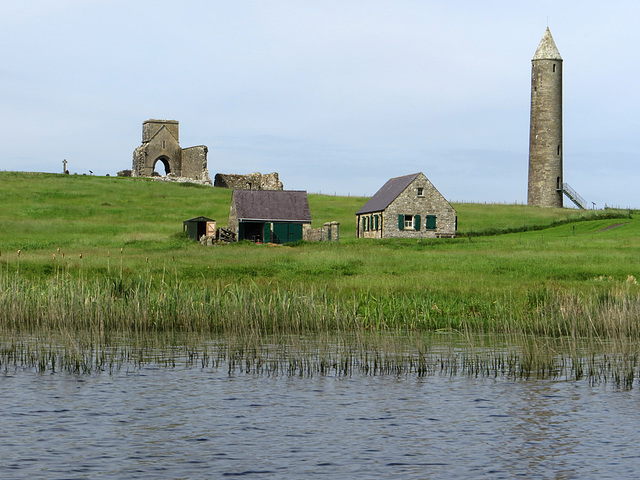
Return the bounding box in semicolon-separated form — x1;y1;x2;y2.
228;190;312;244
214;172;283;190
132;119;210;183
356;172;456;239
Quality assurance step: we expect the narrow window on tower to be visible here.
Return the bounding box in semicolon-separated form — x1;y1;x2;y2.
557;145;561;155
553;64;556;73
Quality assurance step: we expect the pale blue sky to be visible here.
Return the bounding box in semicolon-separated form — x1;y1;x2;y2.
2;1;638;208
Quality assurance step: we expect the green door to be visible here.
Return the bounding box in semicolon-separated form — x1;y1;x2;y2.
287;223;303;242
263;223;271;243
272;223;303;244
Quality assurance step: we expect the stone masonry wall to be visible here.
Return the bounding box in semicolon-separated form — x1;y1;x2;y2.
181;146;210;182
304;222;340;242
143;119;179;143
528;52;563;207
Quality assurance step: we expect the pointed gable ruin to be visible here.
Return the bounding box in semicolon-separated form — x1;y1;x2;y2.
132;119;210;183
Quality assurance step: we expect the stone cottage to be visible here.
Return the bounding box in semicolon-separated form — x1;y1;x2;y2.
228;190;312;244
132;119;210;182
356;172;456;239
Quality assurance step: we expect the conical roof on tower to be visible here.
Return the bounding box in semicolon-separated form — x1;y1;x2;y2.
532;27;562;60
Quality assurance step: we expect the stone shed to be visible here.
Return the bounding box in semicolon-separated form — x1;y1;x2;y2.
356;172;456;239
228;190;312;244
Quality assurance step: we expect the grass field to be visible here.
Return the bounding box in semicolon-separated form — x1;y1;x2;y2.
1;171;638;338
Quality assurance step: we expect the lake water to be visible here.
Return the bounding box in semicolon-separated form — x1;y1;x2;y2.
2;358;640;479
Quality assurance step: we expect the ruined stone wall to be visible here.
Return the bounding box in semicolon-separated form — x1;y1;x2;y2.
181;146;210;182
143;119;179;143
214;172;283;190
304;222;340;242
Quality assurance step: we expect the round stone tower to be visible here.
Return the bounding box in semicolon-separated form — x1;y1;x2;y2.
528;27;563;208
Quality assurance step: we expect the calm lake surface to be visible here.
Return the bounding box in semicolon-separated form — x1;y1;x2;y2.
2;357;640;479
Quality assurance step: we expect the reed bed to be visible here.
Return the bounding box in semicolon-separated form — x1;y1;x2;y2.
2;261;640;387
2;267;640;339
2;330;639;388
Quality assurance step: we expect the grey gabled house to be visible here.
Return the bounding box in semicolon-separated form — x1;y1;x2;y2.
356;172;456;239
228;190;312;244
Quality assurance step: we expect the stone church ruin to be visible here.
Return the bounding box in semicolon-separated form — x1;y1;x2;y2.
131;119;210;183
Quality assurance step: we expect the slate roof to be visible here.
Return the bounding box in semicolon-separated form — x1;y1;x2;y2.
533;27;562;60
356;173;420;215
233;190;312;222
183;216;214;224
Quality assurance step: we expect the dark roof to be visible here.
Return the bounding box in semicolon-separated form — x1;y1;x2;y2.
356;173;420;214
234;190;311;223
183;216;215;224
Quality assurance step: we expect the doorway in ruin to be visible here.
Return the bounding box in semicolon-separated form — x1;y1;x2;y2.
153;157;171;176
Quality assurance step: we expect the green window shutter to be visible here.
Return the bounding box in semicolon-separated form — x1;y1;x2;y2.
414;214;421;230
398;214;404;230
238;222;246;240
426;215;436;230
362;217;366;232
374;214;379;230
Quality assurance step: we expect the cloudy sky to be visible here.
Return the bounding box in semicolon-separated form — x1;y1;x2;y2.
2;1;638;208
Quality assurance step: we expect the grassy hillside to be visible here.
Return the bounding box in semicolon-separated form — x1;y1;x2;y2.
1;171;638;336
0;171;620;249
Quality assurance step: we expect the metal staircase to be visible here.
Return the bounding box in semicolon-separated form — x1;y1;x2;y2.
561;183;587;209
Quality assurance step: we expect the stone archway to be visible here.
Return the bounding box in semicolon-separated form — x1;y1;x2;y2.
153;156;172;176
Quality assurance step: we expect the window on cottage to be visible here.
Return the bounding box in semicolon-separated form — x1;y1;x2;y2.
417;187;424;197
398;214;421;230
425;215;437;230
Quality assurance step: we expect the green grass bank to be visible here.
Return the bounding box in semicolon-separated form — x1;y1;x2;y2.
1;171;638;339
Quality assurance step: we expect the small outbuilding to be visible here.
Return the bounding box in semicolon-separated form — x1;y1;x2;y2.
356;172;456;239
228;190;312;244
183;216;216;241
